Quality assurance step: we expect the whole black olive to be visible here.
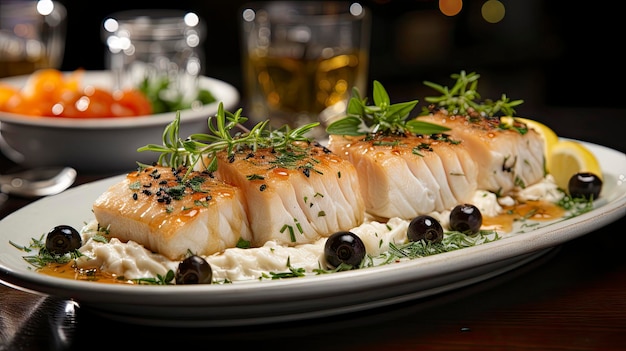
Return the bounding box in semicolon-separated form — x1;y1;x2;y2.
176;255;213;284
45;225;82;255
449;203;483;236
568;172;602;200
407;215;444;243
324;231;366;269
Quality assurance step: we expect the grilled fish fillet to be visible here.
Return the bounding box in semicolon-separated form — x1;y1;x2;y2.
327;133;479;219
213;141;365;247
92;166;252;261
419;112;545;194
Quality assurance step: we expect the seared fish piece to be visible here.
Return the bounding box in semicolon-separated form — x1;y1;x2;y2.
93;166;252;261
327;133;478;219
419;112;545;194
213;141;365;247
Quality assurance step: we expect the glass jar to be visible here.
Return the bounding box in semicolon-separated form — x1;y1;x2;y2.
102;9;206;112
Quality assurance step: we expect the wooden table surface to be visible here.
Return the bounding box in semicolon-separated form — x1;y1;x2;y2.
1;106;625;351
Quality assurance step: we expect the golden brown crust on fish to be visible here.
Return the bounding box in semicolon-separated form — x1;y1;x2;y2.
328;132;478;219
419;112;545;193
214;141;365;247
92;166;252;260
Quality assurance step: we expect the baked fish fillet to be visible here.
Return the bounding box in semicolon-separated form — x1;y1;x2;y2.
92;166;252;261
419;112;545;194
327;133;479;219
213;141;365;247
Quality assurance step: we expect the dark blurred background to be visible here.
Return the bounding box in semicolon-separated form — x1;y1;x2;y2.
51;0;626;152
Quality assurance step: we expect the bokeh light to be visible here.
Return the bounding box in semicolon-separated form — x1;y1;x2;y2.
481;0;506;23
36;0;54;16
439;0;463;17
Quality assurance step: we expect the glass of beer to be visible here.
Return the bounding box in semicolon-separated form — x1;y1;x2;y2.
0;0;66;78
241;1;371;138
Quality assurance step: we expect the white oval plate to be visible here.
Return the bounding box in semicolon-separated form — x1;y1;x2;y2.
0;141;624;327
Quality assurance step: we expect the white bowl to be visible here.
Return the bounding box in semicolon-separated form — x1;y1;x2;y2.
0;71;239;173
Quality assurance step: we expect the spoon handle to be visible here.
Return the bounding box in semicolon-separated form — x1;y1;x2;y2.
0;167;77;198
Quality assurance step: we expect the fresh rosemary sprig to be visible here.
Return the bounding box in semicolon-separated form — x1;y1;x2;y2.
137;102;319;172
325;80;451;136
420;70;524;117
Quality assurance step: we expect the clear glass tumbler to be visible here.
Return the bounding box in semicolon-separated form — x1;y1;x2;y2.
102;9;206;112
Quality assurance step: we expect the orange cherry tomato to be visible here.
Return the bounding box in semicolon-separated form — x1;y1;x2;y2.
56;87;116;118
112;89;153;116
1;94;44;116
0;68;154;118
0;83;20;109
21;68;80;104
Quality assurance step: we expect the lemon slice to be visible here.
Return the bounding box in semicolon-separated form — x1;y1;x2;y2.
501;117;559;171
549;140;603;190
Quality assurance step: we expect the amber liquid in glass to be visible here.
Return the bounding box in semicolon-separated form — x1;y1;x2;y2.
247;50;367;129
0;56;50;78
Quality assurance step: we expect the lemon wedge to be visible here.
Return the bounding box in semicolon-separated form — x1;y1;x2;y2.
549;140;603;190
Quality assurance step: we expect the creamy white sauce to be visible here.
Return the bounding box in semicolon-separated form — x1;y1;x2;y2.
76;176;564;283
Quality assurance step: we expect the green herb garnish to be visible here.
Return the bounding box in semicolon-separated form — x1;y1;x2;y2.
325;80;451;136
131;270;176;285
138;76;216;114
420;70;524;117
137;102;319;174
262;258;307;279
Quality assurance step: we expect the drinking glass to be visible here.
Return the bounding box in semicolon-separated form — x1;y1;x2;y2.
241;1;371;138
102;9;206;110
0;0;66;78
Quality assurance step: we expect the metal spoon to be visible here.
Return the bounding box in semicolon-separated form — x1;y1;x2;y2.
0;167;77;198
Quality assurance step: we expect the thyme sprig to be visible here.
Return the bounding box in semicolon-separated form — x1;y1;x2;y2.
138;102;319;174
11;234;83;269
420;70;524;117
325;80;451;136
131;270;175;285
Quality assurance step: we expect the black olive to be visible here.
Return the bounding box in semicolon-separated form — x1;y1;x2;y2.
568;172;602;200
324;231;366;269
45;225;82;255
176;255;212;284
407;215;444;243
449;203;482;235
